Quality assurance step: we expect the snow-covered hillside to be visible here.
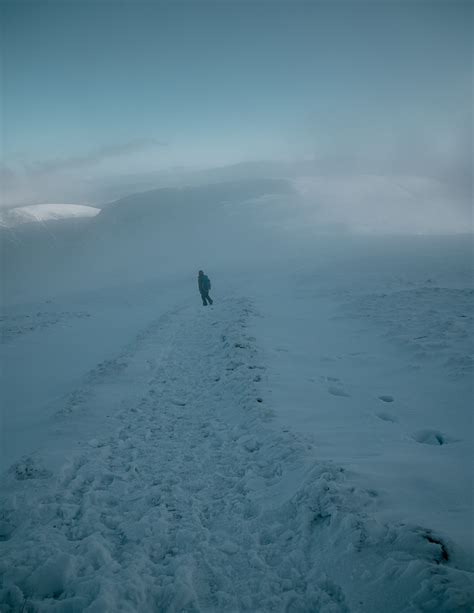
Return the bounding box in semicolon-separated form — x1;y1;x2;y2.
0;178;473;611
0;179;297;304
0;204;100;228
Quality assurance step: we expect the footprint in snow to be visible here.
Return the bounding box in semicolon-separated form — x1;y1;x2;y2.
320;376;350;397
319;375;340;383
11;457;52;481
378;395;394;403
0;521;15;542
328;386;351;398
376;411;398;423
412;429;457;446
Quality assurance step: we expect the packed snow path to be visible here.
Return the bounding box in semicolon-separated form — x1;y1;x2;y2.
1;299;473;612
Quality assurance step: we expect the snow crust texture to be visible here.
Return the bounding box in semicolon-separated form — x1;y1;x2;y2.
0;311;91;343
343;287;473;380
1;299;472;612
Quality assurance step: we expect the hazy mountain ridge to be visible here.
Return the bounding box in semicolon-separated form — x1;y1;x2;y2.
0;178;297;304
2;173;471;306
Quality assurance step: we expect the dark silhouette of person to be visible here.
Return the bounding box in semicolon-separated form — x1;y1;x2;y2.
198;270;213;306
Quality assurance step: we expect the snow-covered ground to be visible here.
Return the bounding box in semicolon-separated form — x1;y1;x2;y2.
0;180;473;611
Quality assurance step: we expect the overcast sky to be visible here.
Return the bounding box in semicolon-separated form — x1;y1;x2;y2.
1;0;472;204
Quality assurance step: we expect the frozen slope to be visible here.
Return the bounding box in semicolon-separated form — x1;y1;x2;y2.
0;279;190;472
242;236;473;571
1;297;473;612
1;179;473;611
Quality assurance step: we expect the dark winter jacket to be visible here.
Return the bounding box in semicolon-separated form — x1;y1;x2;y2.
198;273;211;293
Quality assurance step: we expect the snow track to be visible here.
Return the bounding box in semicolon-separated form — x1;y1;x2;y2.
1;299;473;612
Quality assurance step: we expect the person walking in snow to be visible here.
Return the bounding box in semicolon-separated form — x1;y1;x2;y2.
198;270;213;306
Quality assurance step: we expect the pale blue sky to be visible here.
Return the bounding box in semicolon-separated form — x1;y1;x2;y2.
1;0;472;199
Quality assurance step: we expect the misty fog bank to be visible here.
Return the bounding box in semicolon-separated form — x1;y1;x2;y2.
1;177;472;307
2;158;471;229
2;155;471;213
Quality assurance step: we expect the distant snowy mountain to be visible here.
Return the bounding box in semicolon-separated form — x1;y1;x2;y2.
0;203;100;228
0;179;297;303
2;175;471;306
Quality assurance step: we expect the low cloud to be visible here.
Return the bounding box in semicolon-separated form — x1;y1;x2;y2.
27;138;168;174
0;139;169;207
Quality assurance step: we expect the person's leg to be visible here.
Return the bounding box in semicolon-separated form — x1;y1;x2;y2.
200;291;207;306
207;293;213;305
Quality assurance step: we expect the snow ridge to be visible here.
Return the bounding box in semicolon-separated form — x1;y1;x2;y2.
0;299;472;611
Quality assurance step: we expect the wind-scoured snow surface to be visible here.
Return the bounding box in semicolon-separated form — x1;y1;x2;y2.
1;178;473;611
2;300;472;612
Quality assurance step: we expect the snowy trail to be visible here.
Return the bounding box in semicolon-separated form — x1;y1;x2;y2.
1;299;473;612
